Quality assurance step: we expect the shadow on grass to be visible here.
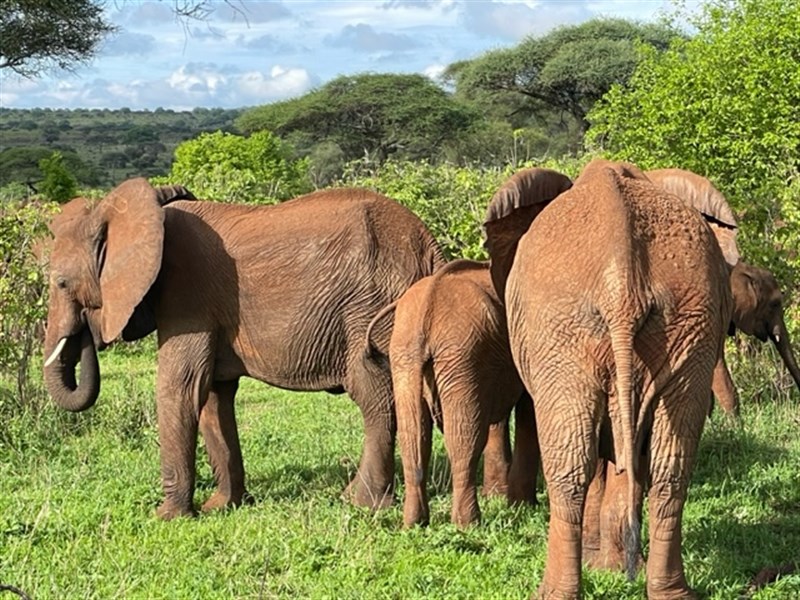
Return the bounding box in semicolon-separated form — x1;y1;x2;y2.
690;421;787;489
687;514;800;597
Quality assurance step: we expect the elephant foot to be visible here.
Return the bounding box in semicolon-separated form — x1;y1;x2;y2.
534;583;580;599
647;574;697;600
201;489;254;513
646;586;697;600
342;476;394;510
155;500;196;521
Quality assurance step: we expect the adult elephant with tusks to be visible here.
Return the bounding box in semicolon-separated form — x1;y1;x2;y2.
484;159;732;598
42;178;445;519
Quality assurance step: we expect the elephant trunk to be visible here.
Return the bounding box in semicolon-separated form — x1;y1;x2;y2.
771;319;800;394
43;326;100;412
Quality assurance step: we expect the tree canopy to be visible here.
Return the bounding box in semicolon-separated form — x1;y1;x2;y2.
587;0;800;281
444;18;681;140
0;0;241;78
0;0;114;77
236;73;478;167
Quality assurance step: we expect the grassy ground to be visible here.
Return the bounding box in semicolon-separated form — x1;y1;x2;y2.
1;342;799;599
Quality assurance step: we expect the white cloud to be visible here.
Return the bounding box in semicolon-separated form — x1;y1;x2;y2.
240;66;314;100
459;1;592;40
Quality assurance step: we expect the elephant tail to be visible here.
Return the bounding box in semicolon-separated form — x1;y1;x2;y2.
364;300;399;367
608;320;640;581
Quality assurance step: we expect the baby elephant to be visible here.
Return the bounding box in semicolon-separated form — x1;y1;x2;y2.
366;260;538;527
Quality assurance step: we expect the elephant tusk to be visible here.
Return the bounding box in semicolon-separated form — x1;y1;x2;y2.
44;337;68;367
773;325;781;344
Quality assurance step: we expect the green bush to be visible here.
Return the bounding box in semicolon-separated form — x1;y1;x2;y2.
0;199;56;411
156;130;311;204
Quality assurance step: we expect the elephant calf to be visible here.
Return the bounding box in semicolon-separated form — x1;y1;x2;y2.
366;259;539;527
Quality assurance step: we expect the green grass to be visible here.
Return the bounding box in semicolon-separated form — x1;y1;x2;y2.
1;343;799;599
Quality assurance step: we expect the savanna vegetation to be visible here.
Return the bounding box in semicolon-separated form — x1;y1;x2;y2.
2;0;800;597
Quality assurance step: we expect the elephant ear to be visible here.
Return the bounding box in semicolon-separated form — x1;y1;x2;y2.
93;178;165;344
154;184;196;206
646;168;739;267
483;167;573;299
575;158;650;184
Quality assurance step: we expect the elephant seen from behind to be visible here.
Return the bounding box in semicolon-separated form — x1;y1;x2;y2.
43;178;445;519
484;159;732;598
363;169;571;528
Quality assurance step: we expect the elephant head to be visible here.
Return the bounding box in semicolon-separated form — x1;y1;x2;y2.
43;178;165;412
730;262;800;390
483;167;573;298
646;168;740;267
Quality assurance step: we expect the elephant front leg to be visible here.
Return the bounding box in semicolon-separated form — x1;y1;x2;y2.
711;354;739;417
199;379;252;512
581;459;606;568
592;460;645;573
481;419;511;498
155;386;200;520
507;393;540;506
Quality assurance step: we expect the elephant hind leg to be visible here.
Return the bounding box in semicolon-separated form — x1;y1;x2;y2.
645;383;707;599
442;389;487;528
342;353;396;510
199;378;252;512
534;382;602;598
396;364;433;527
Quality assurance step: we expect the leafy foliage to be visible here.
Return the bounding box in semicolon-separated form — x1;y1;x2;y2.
158;130;311;204
338;157;587;260
0;199;53;408
444;18;680;143
237;74;478;169
0;0;115;77
587;0;800;289
38;151;78;203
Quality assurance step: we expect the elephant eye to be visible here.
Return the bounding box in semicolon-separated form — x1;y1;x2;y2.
56;276;67;290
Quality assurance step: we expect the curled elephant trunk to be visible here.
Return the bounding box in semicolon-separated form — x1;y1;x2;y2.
43;326;100;412
770;320;800;394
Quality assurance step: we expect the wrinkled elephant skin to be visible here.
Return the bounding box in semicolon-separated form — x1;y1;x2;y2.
44;179;445;518
367;260;539;527
485;160;732;598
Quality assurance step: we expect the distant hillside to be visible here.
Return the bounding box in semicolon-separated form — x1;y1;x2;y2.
0;107;242;190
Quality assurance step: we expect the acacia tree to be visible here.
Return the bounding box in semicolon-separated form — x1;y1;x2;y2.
587;0;800;283
0;0;238;78
0;0;114;77
236;73;478;167
444;18;680;140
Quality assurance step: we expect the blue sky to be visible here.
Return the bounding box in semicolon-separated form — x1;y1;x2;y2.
0;0;696;111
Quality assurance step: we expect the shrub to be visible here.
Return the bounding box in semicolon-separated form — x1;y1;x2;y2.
337;157;588;260
0;198;56;410
157;130;311;204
